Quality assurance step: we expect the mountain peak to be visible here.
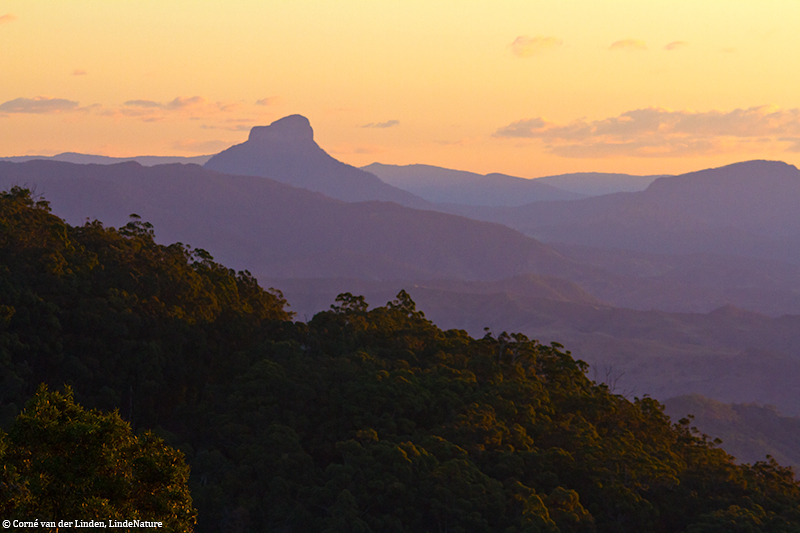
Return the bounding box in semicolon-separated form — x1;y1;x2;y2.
248;114;314;144
203;115;430;207
646;159;800;192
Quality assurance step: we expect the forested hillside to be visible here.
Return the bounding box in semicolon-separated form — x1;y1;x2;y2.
2;187;800;532
0;186;293;429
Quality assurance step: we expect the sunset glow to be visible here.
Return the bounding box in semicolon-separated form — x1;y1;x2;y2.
2;0;800;176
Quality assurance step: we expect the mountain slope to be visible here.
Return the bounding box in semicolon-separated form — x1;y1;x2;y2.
362;162;583;205
535;172;663;196
7;158;800;315
460;160;800;263
204;115;430;207
663;394;800;469
0;159;581;282
262;274;800;415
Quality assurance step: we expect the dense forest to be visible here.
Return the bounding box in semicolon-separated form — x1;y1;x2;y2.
1;186;800;532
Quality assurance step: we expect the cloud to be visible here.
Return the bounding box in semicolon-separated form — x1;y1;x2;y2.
122;99;163;108
200;118;256;132
547;138;721;159
256;96;280;106
434;137;479;147
609;39;647;51
509;35;563;58
0;13;16;24
361;120;399;129
780;137;800;153
0;96;81;114
122;96;207;111
116;96;235;121
494;105;800;158
664;41;688;51
329;144;385;155
171;139;232;153
71;69;88;76
164;96;206;110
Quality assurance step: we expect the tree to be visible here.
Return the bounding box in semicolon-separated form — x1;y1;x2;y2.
0;385;196;531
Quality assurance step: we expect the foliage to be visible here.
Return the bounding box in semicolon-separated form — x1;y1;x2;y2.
0;186;292;429
0;385;195;531
1;187;800;532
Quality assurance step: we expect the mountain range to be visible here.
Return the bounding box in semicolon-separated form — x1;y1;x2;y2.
0;152;212;166
363;162;662;205
4;114;800;432
361;163;584;205
452;160;800;263
0;159;582;281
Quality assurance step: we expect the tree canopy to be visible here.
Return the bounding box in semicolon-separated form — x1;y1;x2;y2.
0;385;195;531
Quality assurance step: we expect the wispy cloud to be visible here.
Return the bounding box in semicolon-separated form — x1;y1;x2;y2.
609;39;647;51
256;97;280;106
781;137;800;153
116;96;236;121
664;41;688;51
0;13;16;24
0;96;82;114
122;99;163;108
434;137;479;147
329;144;385;155
71;69;88;76
361;120;399;129
509;35;563;58
122;96;207;111
200;118;256;132
172;139;232;153
166;96;207;110
510;35;562;58
494;106;800;158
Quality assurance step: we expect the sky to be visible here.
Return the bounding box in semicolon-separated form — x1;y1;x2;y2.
2;1;800;177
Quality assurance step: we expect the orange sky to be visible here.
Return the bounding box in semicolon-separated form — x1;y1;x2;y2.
2;1;800;177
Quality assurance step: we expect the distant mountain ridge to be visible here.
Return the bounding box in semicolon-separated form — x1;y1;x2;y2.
0;159;579;282
363;163;663;205
535;172;664;196
0;152;212;166
5;156;800;315
7;158;800;418
362;163;584;206
452;160;800;263
663;394;800;469
204;115;431;207
642;160;800;237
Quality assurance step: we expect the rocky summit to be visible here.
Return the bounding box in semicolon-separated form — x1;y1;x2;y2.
204;115;429;206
